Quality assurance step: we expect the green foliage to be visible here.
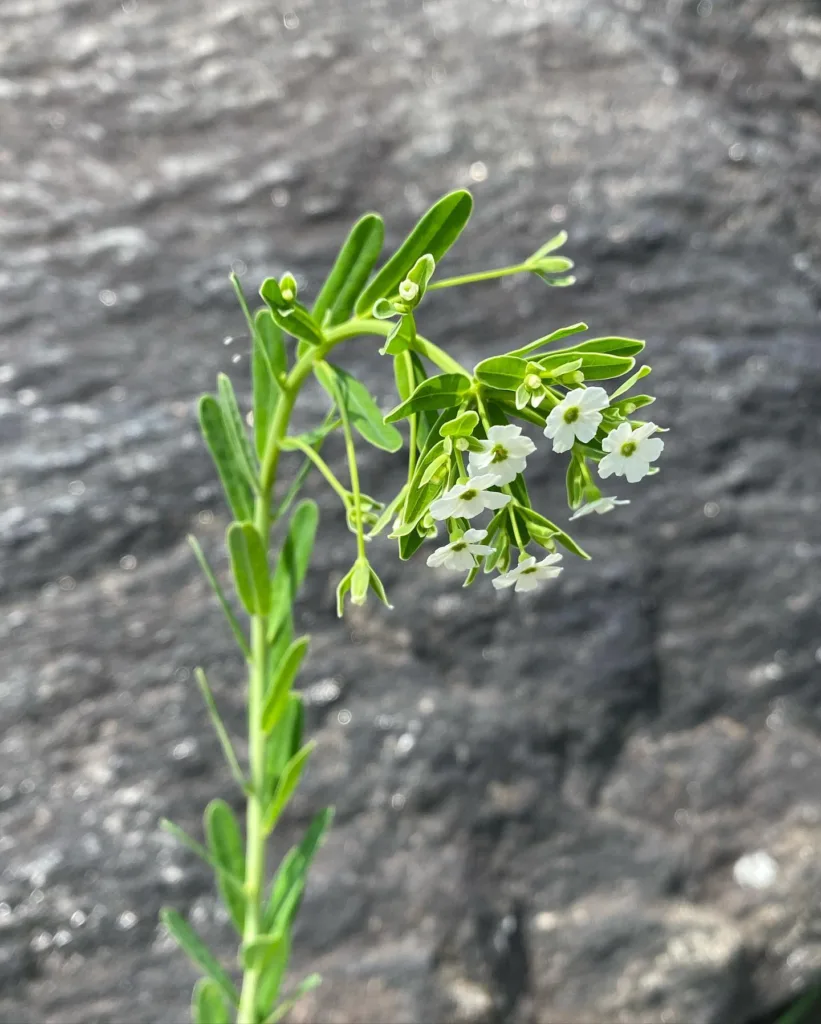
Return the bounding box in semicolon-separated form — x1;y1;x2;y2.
175;188;665;1021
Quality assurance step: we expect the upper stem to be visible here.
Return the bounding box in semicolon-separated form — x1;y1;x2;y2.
427;264;528;290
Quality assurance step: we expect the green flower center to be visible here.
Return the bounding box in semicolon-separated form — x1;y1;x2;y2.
620;441;637;457
490;444;509;463
460;489;477;501
522;566;538;575
451;541;467;552
563;406;580;424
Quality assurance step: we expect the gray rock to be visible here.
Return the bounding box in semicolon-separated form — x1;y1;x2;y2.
2;0;821;1021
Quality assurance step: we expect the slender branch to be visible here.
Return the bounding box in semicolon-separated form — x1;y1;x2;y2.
427;263;529;290
282;436;350;505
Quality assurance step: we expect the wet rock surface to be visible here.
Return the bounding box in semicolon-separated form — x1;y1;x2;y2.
2;0;821;1021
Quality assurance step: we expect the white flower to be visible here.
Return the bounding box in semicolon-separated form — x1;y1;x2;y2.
598;422;664;483
429;474;512;521
568;496;630;521
544;386;609;453
492;553;563;593
467;424;537;486
426;529;494;572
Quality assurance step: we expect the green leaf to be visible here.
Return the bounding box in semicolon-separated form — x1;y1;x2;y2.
777;987;821;1024
248;931;292;1017
265;693;304;800
263;808;334;934
205;799;246;934
399;439;449;530
355;189;474;315
197;395;254;522
381;313;416;355
187;536;250;658
473;355;529;391
242;930;286;971
517;506;590;559
313;213;385;326
609;363;652;399
192;978;231;1024
366;485;407;539
537;351;635;381
384;373;470;423
227;522;271;617
263;742;316;835
610;394;655;415
253;310;287;459
160;908;239;1006
398;524;428;561
439;410;479;437
508;322;588;358
260;279;325;345
217;373;259;496
264;974;323;1024
527;231;568;262
262;636;310;733
194;668;246;791
268;500;318;643
566;455;584;510
315;362;403;453
530;256;574;273
566;336;645;358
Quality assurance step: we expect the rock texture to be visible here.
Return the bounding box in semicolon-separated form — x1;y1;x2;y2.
2;0;821;1021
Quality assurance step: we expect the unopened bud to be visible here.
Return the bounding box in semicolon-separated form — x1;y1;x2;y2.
398;279;419;303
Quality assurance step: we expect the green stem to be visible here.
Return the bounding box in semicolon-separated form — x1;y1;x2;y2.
283;436;350;506
427;264;529;290
321;362;367;561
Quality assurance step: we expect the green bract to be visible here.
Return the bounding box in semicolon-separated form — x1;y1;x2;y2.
165;188;665;1024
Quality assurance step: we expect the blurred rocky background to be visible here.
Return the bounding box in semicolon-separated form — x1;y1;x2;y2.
2;0;821;1021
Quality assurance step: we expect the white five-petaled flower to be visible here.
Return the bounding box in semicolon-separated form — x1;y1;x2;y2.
468;424;537;486
598;422;664;483
429;474;512;521
426;529;494;572
492;553;563;593
568;496;630;521
544;386;610;452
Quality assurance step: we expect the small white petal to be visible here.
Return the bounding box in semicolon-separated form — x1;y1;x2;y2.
429;494;460;520
459;494;488;518
481;490;512;511
578;386;609;411
462;528;488;543
514;574;542;593
624;458;651;483
465;473;499;490
573;414;602;444
444;547;477;572
492;573;516;590
638;436;664;462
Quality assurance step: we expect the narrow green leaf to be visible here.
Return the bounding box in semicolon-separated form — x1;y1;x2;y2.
197;395;254;522
264;974;323;1024
537;351;635;381
313;213;385;326
384;373;470;423
473;355;529;391
609;363;652;399
217;373;259;493
160;908;239;1006
262;636;310;733
205;799;246;934
315;362;403;453
366;485;407;539
527;231;568;262
265;694;304;800
188;536;251;658
566;336;645;358
260;280;325;345
253;309;287;459
242;930;286;971
253;931;290;1019
398;524;428;561
381;312;416;355
777;987;821;1024
610;394;655;415
227;522;271;616
399;439;449;530
263;808;334;934
483;394;547;429
267;500;319;643
194;668;247;792
508;322;588;358
355;190;474;315
517;506;590;559
263;742;316;835
192;978;231;1024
